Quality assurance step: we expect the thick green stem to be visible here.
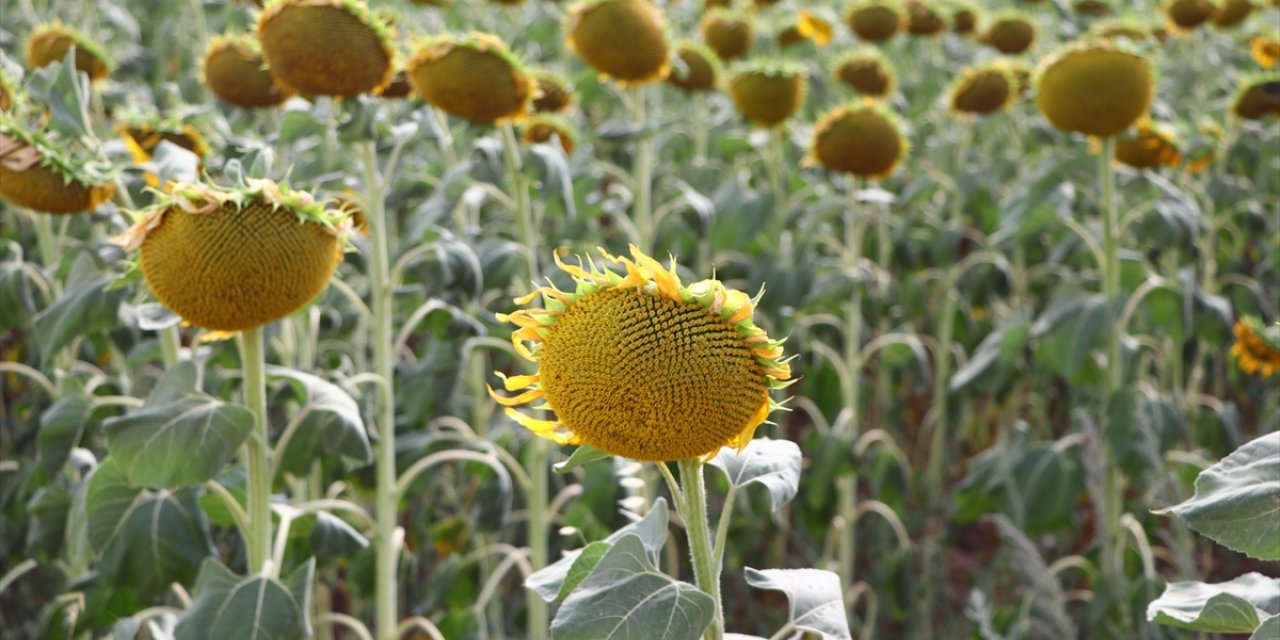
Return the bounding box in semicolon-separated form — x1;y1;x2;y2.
501;123;539;286
678;459;723;640
692;92;709;165
239;326;272;574
360;142;400;640
1098;135;1128;623
159;326;181;368
836;183;865;610
630;87;655;253
765;130;786;247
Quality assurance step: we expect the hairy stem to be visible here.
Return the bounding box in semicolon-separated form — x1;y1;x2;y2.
678;459;723;640
239;325;272;574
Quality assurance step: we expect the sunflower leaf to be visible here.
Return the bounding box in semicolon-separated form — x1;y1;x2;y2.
267;366;372;475
526;498;668;602
554;443;611;473
743;568;851;640
1146;573;1280;633
709;438;802;512
175;557;315;640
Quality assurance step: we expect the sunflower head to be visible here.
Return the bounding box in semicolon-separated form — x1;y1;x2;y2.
0;114;115;214
521;114;577;154
981;11;1036;54
905;0;947;36
832;49;896;99
0;68;24;114
667;41;721;93
489;245;792;462
531;71;574;114
701;8;756;61
949;61;1017;116
116;178;348;333
808;101;908;179
1035;40;1153;137
728;61;806;127
377;69;415;99
1089;18;1159;43
1210;0;1253;28
1164;0;1217;31
26;22;113;82
1252;32;1280;68
952;4;980;35
566;0;669;86
846;0;905;43
257;0;396;97
792;9;835;46
117;117;211;165
203;34;296;108
1113;119;1183;169
1074;0;1113;16
407;33;533;124
1232;72;1280;120
1230;317;1280;378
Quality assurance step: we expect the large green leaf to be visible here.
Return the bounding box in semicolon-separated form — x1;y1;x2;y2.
709;438;802;512
743;568;851;640
104;362;254;488
32;251;128;363
37;392;94;475
175;558;315;640
1147;573;1280;633
526;498;669;603
1154;432;1280;560
1031;293;1111;384
550;534;714;640
268;366;372;475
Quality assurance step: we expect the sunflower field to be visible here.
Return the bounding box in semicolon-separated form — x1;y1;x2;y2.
1;0;1278;638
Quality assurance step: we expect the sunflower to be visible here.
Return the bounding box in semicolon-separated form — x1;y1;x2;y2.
1165;0;1216;31
1230;317;1280;378
728;62;806;128
407;33;533;124
701;9;755;61
566;0;669;86
1035;41;1153;137
489;245;792;462
1075;0;1113;15
531;71;573;113
521;114;577;154
952;4;980;35
846;0;904;43
118;119;211;166
982;13;1036;55
202;34;295;108
949;62;1017;116
1232;73;1280;120
26;22;113;82
1210;0;1253;28
0;69;23;113
377;69;414;99
667;42;720;93
794;9;835;45
905;0;947;37
0;114;115;214
1089;18;1158;43
257;0;396;97
116;178;348;333
832;49;896;99
1252;33;1280;68
1113;119;1182;169
808;101;908;179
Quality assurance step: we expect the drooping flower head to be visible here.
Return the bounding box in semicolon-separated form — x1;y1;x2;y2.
1232;72;1280;120
1112;119;1183;169
26;22;113;82
1252;32;1280;68
1230;317;1280;378
1035;40;1153;137
0;114;115;214
1164;0;1216;32
845;0;905;43
667;41;721;93
521;114;577;154
808;101;908;179
727;61;806;128
833;49;896;99
948;61;1018;116
701;8;756;61
407;33;533;124
1209;0;1253;28
257;0;396;97
202;34;296;108
490;246;792;462
531;71;574;114
566;0;670;86
981;11;1037;55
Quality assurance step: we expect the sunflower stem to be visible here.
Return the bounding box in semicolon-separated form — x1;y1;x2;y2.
836;180;865;617
678;458;723;640
764;129;786;250
238;325;272;575
692;92;709;166
360;141;401;640
159;326;181;368
630;86;655;253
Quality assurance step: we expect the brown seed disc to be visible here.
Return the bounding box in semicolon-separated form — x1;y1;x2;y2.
667;44;718;92
1115;125;1182;169
983;17;1036;54
811;104;905;178
1166;0;1215;29
1036;45;1152;137
702;12;755;60
204;37;295;108
728;70;804;127
0;162;113;214
847;4;903;42
951;67;1014;114
906;1;947;36
532;73;573;113
258;1;393;97
1234;80;1280;120
834;54;895;97
1210;0;1253;28
408;38;531;124
26;28;110;81
567;0;669;84
953;9;978;34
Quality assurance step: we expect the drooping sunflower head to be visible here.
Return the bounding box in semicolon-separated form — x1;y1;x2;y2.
832;49;896;99
1089;17;1159;43
117;117;211;165
783;9;835;47
1035;40;1153;137
531;71;574;114
727;61;806;128
1074;0;1113;16
521;114;577;154
981;11;1037;54
1164;0;1217;31
1113;119;1183;169
26;22;113;82
667;41;721;93
1230;316;1280;378
905;0;947;36
1232;72;1280;120
1253;32;1280;68
0;113;115;214
566;0;670;86
808;100;908;179
701;8;756;61
845;0;905;43
949;61;1017;116
0;68;24;114
377;69;415;99
489;245;792;462
951;3;981;35
407;33;533;124
203;34;296;108
116;178;349;333
1209;0;1253;28
257;0;396;97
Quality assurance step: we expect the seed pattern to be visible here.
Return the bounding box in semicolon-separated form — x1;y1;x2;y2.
0;127;114;214
567;0;669;85
847;3;903;43
258;0;393;97
408;36;531;124
203;36;295;108
811;103;905;179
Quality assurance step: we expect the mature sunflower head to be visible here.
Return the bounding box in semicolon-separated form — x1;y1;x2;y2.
952;4;980;35
701;9;755;61
0;114;115;214
26;22;113;82
531;71;573;113
521;114;577;153
566;0;669;86
728;62;806;128
257;0;395;97
1035;41;1153;137
981;12;1036;54
203;34;295;108
489;245;792;462
1231;317;1280;378
905;0;947;36
668;42;721;93
1089;18;1158;43
1232;73;1280;120
377;69;414;99
949;62;1017;116
0;69;24;113
1165;0;1217;31
1251;33;1280;68
116;178;348;333
407;33;533;124
833;49;896;99
846;1;905;43
793;9;835;46
1113;119;1182;169
1210;0;1253;28
117;118;211;166
1075;0;1113;16
808;101;908;179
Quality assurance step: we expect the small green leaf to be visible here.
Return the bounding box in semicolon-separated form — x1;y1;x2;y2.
743;568;851;640
1147;573;1280;633
526;498;669;603
37;392;94;475
557;541;611;600
1251;615;1280;640
176;558;315;640
709;438;801;512
554;443;611;474
268;366;372;475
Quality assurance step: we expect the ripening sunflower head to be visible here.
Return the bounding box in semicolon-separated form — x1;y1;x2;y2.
1251;32;1280;68
728;62;806;128
981;12;1036;54
0;114;115;214
905;0;947;37
0;69;24;113
531;71;573;114
116;178;348;333
701;9;755;61
1232;72;1280;120
949;62;1017;116
1164;0;1217;31
117;118;211;166
1230;317;1280;378
377;69;414;99
808;101;908;179
1075;0;1113;16
952;4;980;35
846;0;905;43
1035;41;1153;137
521;114;577;154
257;0;396;97
203;34;295;108
832;49;896;99
667;41;721;93
1089;18;1158;43
26;22;113;82
566;0;669;86
792;9;835;46
407;33;533;124
489;245;792;462
1113;119;1183;169
1210;0;1253;28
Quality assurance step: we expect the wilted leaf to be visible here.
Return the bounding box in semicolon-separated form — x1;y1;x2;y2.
743;568;851;640
709;438;802;512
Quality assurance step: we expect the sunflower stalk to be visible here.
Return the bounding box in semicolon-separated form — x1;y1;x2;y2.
693;92;709;165
836;180;866;613
238;325;273;575
764;130;786;249
159;326;181;368
678;458;724;640
629;86;655;253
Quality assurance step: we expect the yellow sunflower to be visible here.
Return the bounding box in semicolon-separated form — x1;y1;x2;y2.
1230;317;1280;378
489;245;792;462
